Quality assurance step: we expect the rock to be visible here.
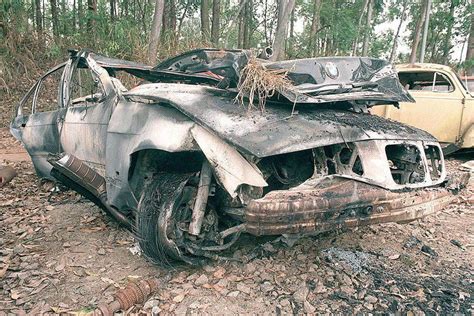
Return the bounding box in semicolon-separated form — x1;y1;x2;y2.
194;274;209;286
404;236;421;248
236;283;251;295
450;239;465;250
143;299;160;310
97;248;106;255
314;281;327;294
421;245;438;257
340;286;355;296
227;291;239;297
280;299;290;307
357;289;367;300
151;306;161;316
172;294;185;303
304;301;316;313
213;267;226;279
260;282;274;293
293;284;309;303
245;262;256;274
216;278;228;288
365;295;378;304
363;302;374;311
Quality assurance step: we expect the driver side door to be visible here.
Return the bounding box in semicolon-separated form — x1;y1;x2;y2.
60;53;118;176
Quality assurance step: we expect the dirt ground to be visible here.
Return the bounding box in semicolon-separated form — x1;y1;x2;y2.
1;126;473;315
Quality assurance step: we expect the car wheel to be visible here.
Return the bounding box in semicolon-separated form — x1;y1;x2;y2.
136;172;206;266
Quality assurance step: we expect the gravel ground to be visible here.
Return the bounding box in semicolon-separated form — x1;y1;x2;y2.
0;128;473;315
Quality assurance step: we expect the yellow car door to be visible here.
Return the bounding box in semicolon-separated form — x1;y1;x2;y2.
372;67;464;144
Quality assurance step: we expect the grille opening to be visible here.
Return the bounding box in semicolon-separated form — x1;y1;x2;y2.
385;144;425;184
425;145;442;180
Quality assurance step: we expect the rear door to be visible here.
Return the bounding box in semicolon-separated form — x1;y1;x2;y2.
11;63;68;179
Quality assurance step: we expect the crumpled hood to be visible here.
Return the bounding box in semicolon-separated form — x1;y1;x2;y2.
125;83;435;158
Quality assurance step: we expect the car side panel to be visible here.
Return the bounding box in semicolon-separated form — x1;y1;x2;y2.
105;100;199;211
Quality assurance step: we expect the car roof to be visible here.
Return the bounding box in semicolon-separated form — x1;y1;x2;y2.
395;63;453;73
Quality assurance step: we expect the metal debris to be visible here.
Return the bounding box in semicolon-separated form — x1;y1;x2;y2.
95;278;160;316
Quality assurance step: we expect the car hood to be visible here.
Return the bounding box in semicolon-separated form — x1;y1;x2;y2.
125;83;435;158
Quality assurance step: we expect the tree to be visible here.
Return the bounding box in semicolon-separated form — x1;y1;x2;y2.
409;0;427;63
35;0;42;32
211;0;220;46
466;0;474;74
148;0;164;63
352;0;370;55
87;0;97;33
390;0;408;62
361;0;373;56
309;0;321;56
201;0;210;41
271;0;296;60
51;0;59;37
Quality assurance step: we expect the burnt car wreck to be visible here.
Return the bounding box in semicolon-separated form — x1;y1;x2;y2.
11;49;457;265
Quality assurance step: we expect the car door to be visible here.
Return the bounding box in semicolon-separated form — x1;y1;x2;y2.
60;52;118;177
373;70;464;144
11;62;68;179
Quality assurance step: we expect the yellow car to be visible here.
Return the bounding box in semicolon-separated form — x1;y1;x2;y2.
372;63;474;153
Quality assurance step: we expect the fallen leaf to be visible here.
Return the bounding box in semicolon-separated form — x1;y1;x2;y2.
173;294;185;303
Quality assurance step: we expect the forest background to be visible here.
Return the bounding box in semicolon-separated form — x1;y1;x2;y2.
1;0;473;100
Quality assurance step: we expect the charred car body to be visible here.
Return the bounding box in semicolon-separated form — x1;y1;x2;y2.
12;49;453;265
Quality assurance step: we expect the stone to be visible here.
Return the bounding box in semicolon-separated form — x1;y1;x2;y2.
227;291;239;297
236;283;251;294
365;295;378;304
293;284;309;303
260;282;274;292
363;302;374;311
304;301;316;313
280;299;290;307
194;274;209;286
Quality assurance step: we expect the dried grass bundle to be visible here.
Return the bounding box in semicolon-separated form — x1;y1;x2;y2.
236;57;293;112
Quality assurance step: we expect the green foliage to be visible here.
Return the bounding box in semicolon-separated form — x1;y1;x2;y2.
0;0;472;89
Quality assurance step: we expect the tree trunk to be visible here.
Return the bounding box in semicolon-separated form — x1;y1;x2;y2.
466;0;474;75
242;0;251;48
50;0;59;37
409;0;427;63
201;0;210;42
148;0;164;63
390;0;407;63
309;0;321;56
177;0;190;37
361;0;373;56
35;0;42;32
87;0;97;34
442;0;455;64
77;0;82;30
237;0;244;48
110;0;116;20
211;0;220;46
271;0;296;61
352;0;370;55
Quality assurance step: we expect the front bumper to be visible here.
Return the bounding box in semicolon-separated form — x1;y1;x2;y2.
244;178;453;236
